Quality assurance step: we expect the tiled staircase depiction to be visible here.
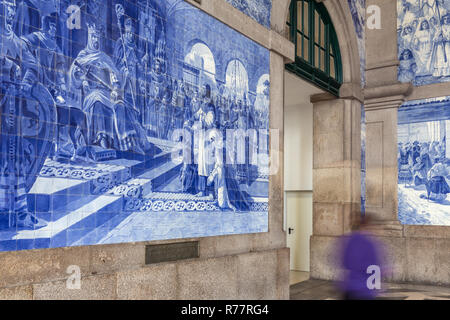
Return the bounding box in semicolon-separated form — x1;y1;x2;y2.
0;138;268;251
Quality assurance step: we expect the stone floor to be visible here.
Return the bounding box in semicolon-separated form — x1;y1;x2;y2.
290;272;450;300
290;271;310;285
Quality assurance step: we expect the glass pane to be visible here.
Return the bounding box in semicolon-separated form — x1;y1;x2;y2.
330;56;336;79
321;49;325;71
304;38;309;61
297;1;302;33
320;20;325;46
304;0;309;36
330;44;334;56
297;33;303;57
314;46;319;68
315;11;319;43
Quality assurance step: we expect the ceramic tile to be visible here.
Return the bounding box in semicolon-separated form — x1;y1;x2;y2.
0;0;269;252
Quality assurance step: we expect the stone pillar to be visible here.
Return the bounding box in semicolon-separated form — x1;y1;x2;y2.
364;84;412;237
310;90;362;280
364;0;413;236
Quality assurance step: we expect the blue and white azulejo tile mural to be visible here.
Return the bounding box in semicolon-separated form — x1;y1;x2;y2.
225;0;271;28
398;0;450;86
348;0;366;87
398;96;450;226
0;0;270;251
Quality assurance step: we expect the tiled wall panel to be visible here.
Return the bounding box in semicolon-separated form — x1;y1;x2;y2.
0;0;270;251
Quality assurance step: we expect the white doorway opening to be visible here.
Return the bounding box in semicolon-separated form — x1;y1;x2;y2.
284;70;324;284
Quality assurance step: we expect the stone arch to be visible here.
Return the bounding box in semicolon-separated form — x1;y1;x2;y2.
272;0;363;89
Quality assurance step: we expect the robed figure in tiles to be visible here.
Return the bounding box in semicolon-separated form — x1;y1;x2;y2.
194;84;216;198
0;0;56;229
69;22;150;154
22;13;90;162
113;18;147;114
413;19;434;76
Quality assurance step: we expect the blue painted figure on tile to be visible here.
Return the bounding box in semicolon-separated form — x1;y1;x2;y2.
0;0;270;251
398;96;450;226
225;0;271;28
399;49;417;82
398;0;450;85
0;0;56;229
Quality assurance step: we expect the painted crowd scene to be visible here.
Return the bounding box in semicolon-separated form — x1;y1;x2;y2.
398;0;450;86
225;0;272;28
398;97;450;226
0;0;270;251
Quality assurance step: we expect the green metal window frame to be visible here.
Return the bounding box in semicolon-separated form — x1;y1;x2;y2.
286;0;343;96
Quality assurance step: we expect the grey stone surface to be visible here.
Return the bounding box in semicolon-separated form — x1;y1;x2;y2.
176;256;239;300
276;248;290;300
89;243;145;275
33;274;117;300
310;236;342;281
116;263;177;300
0;285;33;300
290;278;450;300
236;251;278;299
0;246;91;288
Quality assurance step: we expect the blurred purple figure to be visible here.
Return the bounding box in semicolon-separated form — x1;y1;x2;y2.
338;216;383;300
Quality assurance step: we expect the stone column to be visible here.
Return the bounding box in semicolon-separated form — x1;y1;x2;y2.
364;84;412;237
364;0;413;236
310;90;363;280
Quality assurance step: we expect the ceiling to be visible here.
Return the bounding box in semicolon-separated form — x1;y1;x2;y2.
284;70;324;107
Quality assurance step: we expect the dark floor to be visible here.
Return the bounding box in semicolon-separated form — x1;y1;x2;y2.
290;279;450;300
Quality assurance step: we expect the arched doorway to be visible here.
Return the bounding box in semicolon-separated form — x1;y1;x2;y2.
280;0;364;285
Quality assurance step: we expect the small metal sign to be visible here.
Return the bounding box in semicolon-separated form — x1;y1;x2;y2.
145;241;199;264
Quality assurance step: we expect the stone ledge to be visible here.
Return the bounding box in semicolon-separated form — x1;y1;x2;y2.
184;0;295;60
366;59;400;71
310;233;450;286
0;247;289;300
404;225;450;239
406;82;450;102
364;83;413;110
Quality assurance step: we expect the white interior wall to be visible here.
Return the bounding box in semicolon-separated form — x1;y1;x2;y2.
284;71;323;272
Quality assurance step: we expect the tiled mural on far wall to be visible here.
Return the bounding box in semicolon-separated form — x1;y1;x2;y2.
225;0;271;28
398;96;450;226
398;0;450;86
0;0;270;251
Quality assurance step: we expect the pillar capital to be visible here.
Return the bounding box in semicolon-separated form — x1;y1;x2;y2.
363;83;411;237
364;82;413;111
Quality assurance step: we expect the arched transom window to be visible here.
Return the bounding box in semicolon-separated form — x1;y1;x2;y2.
286;0;343;95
